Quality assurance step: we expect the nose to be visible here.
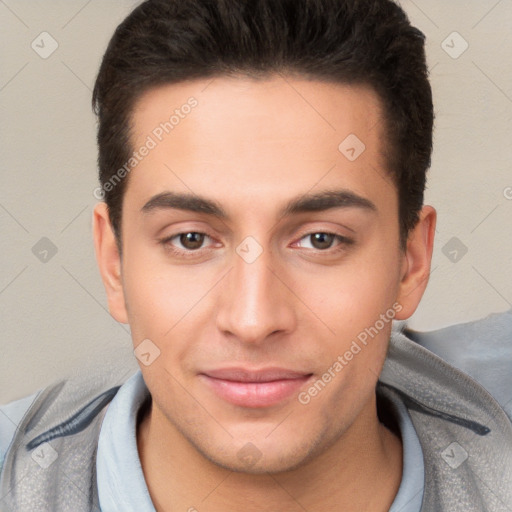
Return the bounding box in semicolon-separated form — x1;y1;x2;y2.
215;241;296;345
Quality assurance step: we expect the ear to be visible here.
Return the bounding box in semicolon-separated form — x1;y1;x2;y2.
395;205;436;320
92;202;129;324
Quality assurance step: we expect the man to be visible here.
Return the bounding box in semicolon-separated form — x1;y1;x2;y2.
1;0;511;511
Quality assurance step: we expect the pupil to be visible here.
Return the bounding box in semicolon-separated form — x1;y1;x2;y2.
181;232;204;250
312;233;334;250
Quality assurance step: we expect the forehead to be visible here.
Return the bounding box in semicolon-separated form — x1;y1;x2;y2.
126;75;393;214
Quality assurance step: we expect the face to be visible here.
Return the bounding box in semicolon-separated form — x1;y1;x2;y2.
94;74;435;473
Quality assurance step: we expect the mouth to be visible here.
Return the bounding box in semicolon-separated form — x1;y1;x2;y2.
199;367;314;408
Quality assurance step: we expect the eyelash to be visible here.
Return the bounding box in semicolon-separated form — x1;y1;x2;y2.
159;231;354;258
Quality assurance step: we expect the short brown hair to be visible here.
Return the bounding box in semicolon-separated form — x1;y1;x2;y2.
92;0;434;249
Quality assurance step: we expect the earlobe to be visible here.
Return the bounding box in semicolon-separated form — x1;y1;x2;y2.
92;203;129;324
395;205;437;320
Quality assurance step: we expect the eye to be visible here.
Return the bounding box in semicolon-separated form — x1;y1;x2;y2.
296;232;352;251
165;232;211;251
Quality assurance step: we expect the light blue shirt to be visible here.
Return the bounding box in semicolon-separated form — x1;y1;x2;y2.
0;391;39;470
95;371;425;512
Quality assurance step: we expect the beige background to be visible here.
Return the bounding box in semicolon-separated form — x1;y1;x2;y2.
1;0;511;404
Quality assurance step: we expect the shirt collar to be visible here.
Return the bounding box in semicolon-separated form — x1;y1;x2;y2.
96;370;424;512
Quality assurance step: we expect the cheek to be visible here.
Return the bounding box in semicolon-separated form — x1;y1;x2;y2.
295;243;401;383
121;244;220;360
300;248;400;331
121;246;181;342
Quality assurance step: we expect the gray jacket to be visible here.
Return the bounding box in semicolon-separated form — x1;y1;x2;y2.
1;323;511;511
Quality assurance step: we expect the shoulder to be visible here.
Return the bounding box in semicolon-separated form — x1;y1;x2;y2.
0;391;40;471
404;309;512;419
0;349;139;476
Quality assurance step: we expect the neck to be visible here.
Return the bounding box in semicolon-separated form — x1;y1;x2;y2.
137;394;403;512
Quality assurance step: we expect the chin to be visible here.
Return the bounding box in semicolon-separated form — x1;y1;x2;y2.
193;433;326;476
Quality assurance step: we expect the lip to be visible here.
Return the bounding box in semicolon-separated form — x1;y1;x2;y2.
200;367;313;408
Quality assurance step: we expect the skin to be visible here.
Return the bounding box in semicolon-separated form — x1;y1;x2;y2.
93;74;436;511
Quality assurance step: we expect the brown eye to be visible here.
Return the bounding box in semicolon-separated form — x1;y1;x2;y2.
309;233;336;250
295;232;354;253
159;231;218;259
301;233;340;251
179;232;205;250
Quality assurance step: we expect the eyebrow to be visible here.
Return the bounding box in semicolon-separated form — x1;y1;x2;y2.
141;189;377;219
